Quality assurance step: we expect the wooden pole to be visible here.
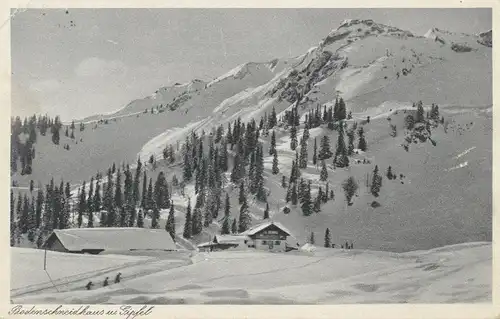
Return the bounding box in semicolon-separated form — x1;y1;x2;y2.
43;247;47;270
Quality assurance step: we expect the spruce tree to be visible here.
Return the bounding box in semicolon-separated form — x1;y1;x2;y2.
269;130;277;155
313;187;322;213
137;209;144;227
231;218;238;234
290;125;298;150
192;207;203;235
416;101;425;123
299;137;308;169
255;144;267;202
35;189;44;229
147;178;153;211
238;201;252;233
239;181;246;205
166;201;176;240
301;180;313;216
358;126;367;151
221;217;231;235
386;166;394;180
93;177;101;215
320;160;328;181
334;124;349;168
347;128;355;156
318;135;332;160
312;138;317;165
281;176;287;188
78;182;86;228
342;176;359;205
114;169;122;208
324;228;331;248
309;232;315;245
224;193;231;218
141;171;147;208
151;201;160;229
118;206;126;227
272;151;280;175
263;203;270;219
183;200;192;238
10;190;16;246
291;182;298;205
370;165;382;197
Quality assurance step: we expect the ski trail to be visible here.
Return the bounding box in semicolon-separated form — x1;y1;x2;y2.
455;147;476;159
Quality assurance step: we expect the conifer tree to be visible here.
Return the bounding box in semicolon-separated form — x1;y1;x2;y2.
116;206;126;227
35;189;44;229
87;177;94;213
272;151;280;175
231;218;238;234
183;200;192;238
147;178;153;211
309;232;315;245
137;209;144;228
10;190;16;246
291;182;298;205
221;217;231;235
416;101;425;123
114;169;122;208
263;203;270;219
318;135;332;160
141;171;147;208
220;138;229;172
324;228;331;248
78;182;86;228
371;165;382;197
299;137;308;169
166;201;176;240
358;126;367;151
290;125;298;150
386;166;394;180
255;144;267;202
313;187;322;213
347;128;355;156
301;180;313;216
320;160;328;181
239;181;246;205
133;158;142;205
334;124;349;168
192;207;203;236
103;169;114;214
224;193;231;218
324;182;330;203
151;201;160;229
93;177;101;214
342;176;358;205
238;201;252;233
281;175;287;188
312;138;318;165
269;130;277;155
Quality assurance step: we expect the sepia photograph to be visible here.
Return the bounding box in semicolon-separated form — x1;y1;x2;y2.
8;7;492;306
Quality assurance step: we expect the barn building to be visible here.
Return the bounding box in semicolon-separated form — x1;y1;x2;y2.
43;227;177;254
197;221;294;253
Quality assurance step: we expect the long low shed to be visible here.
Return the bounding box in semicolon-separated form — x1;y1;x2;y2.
43;227;177;254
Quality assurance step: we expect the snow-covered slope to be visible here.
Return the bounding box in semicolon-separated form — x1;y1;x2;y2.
11;19;492;255
13;242;491;304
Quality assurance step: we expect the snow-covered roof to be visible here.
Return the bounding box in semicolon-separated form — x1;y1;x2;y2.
48;227;176;252
214;234;249;244
240;221;293;237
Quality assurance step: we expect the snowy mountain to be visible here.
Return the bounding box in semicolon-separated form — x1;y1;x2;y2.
11;19;492;255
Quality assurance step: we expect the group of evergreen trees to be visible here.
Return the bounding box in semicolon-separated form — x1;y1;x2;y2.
11;114;81;176
10;179;72;247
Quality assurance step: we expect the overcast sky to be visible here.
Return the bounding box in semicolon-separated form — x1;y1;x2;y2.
11;8;491;121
